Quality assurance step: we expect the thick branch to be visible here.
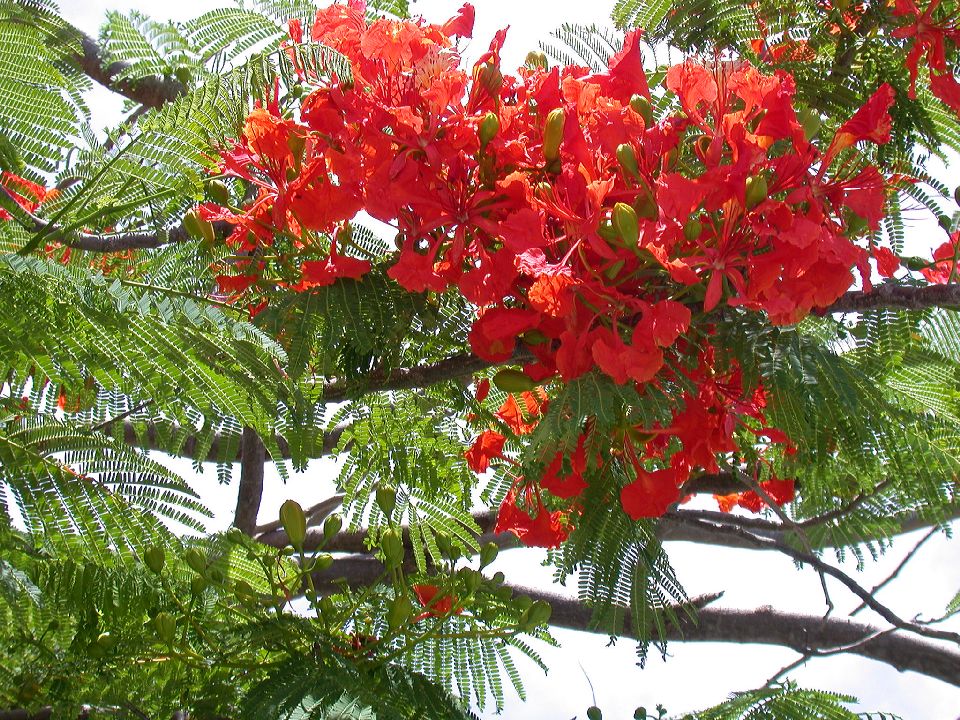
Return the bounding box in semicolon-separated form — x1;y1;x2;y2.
74;32;185;109
536;590;960;687
825;283;960;313
303;553;960;686
233;427;266;534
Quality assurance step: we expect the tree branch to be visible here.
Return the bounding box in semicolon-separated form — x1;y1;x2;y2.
73;32;185;109
233;427;266;534
825;283;960;313
302;551;960;687
535;590;960;688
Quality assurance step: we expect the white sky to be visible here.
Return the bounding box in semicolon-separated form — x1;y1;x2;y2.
57;1;960;717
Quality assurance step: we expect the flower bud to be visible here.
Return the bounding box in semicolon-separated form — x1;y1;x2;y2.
616;143;640;178
683;218;703;241
190;576;208;595
154;612;176;644
381;528;404;569
376;484;397;518
629;94;653;126
954;185;960;207
387;594;414;630
479;541;499;569
479;112;500;147
587;707;603;720
206;179;230;206
612;202;640;246
225;527;245;545
745;174;768;209
182;208;215;245
474;62;503;95
312;553;334;573
323;513;342;541
543;108;565;162
280;499;307;551
634;186;659;221
493;368;536;393
525;50;548;69
143;546;165;575
183;548;207;575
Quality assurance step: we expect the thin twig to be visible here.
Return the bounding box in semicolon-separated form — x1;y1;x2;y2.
851;527;940;616
90;399;152;433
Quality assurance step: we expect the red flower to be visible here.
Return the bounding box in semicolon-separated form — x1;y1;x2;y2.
412;583;460;620
620;467;681;520
921;233;960;283
824;84;895;165
873;246;901;278
216;274;259;295
495;487;570;548
736;477;796;513
465;430;506;473
540;435;588;499
468;307;540;363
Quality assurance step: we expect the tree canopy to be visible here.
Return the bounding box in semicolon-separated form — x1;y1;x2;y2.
1;0;960;718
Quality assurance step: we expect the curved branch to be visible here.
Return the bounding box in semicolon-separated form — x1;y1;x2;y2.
233;427;265;534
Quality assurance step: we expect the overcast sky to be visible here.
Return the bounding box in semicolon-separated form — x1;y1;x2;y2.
57;1;960;717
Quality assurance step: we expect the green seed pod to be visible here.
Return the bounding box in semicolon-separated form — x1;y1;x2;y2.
745;174;768;209
154;612;176;644
143;546;165;575
629;94;654;126
612;202;640;246
388;594;414;630
479;541;499;569
525;50;548;69
182;208;215;245
543;108;565;162
376;485;397;518
280;499;308;551
493;368;536;393
323;513;342;541
616;143;640;178
381;528;404;569
683;218;703;241
587;707;603;720
206;179;230;206
479;112;500;147
183;548;207;575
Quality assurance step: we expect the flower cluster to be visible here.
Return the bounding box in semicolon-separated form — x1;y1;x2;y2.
202;2;907;546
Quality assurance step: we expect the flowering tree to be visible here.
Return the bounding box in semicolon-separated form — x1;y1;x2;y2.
1;0;960;717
